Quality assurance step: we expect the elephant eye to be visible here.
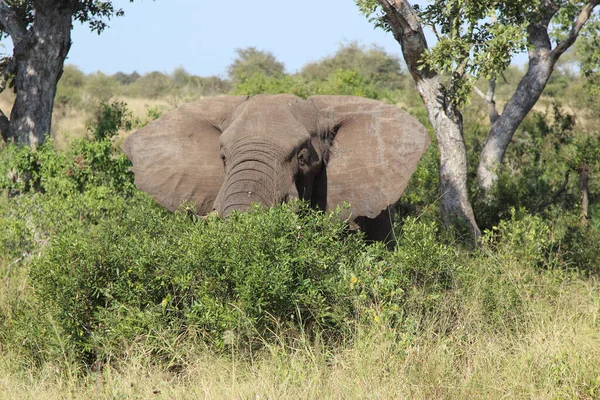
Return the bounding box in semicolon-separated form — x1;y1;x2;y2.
298;150;308;167
220;153;227;166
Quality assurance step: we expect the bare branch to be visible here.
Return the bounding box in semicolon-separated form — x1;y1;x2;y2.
486;78;499;124
552;0;600;58
473;86;486;100
473;78;500;124
0;1;26;43
430;23;442;41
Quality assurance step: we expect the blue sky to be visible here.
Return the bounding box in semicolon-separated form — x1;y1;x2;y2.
67;0;426;77
65;0;407;77
1;1;527;78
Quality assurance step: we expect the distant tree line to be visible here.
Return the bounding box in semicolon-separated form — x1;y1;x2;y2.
52;42;413;110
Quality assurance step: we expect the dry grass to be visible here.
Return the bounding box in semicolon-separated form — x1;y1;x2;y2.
1;260;598;400
52;96;173;150
0;91;173;150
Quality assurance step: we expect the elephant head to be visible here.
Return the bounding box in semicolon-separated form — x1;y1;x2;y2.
121;94;430;240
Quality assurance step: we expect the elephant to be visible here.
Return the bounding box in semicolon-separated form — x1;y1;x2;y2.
121;94;430;242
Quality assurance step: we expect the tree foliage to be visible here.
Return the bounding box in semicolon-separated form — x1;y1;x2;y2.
0;0;129;40
300;42;407;91
358;0;600;107
577;18;600;96
357;0;600;218
227;47;285;84
0;0;136;146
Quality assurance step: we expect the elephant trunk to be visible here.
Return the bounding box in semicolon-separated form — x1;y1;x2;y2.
214;159;288;217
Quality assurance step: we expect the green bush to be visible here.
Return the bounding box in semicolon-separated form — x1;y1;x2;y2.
228;47;285;85
55;64;86;111
0;102;136;196
0;182;461;367
84;72;118;105
232;68;391;101
232;72;311;98
557;218;600;275
299;42;408;92
482;208;553;267
28;202;357;360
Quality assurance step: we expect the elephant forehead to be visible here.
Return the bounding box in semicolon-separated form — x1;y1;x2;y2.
222;96;319;145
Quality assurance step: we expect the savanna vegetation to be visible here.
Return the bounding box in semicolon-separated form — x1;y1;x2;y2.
1;10;600;400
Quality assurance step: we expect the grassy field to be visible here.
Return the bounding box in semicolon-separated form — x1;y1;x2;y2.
1;237;598;399
0;91;173;150
1;73;599;398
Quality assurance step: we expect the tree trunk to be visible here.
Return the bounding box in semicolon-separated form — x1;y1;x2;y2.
580;166;590;225
376;0;481;239
476;1;599;194
428;88;480;237
5;3;73;146
477;56;554;192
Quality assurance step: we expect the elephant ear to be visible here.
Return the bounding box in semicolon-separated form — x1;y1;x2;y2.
307;95;430;219
121;96;248;215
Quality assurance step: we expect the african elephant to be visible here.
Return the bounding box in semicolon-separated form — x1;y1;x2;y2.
121;94;430;241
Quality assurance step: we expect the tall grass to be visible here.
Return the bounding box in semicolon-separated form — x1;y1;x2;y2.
1;174;599;399
1;94;599;399
1;255;598;399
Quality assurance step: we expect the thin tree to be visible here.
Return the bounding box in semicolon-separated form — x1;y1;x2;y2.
358;0;481;238
0;0;135;147
358;0;600;236
476;0;600;194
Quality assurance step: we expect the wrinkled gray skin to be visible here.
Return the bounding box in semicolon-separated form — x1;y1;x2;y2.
122;94;430;242
213;96;325;217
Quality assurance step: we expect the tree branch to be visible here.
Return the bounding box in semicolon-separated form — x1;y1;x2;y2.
486;78;499;124
430;23;442;41
473;78;500;124
0;1;26;43
0;109;9;143
473;86;486;100
552;0;600;59
376;0;434;80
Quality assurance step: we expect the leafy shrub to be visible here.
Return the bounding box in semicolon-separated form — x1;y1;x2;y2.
314;68;384;99
233;68;389;101
11;190;460;366
232;72;311;98
112;71;141;85
55;65;86;111
87;101;136;141
368;218;460;326
228;47;285;85
557;218;600;275
0;102;136;196
127;71;173;99
84;72;118;105
396;136;439;221
29;202;362;361
481;209;553;267
474;104;579;228
300;42;407;92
